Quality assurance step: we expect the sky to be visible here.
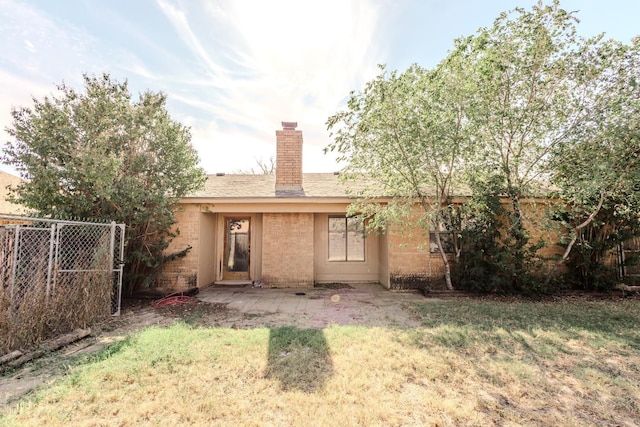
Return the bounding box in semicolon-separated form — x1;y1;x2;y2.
1;0;639;176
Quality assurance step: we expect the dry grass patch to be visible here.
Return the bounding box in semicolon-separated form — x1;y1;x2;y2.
1;299;639;426
1;271;112;353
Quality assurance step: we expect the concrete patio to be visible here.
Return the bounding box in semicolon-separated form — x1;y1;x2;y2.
196;283;426;328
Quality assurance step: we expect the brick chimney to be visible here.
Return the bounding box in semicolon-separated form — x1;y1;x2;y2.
275;121;303;194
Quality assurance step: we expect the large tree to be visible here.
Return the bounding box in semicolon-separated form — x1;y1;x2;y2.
326;60;472;290
454;1;607;287
327;1;640;291
547;37;640;286
3;74;206;293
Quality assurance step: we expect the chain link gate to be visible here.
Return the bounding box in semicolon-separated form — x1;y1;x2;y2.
0;215;125;318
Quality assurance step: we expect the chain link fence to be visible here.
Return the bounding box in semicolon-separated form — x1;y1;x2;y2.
0;215;125;353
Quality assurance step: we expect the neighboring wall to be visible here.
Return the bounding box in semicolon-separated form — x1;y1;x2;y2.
262;212;314;287
0;171;27;216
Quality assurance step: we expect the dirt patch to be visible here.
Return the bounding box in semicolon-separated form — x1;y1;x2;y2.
149;300;230;322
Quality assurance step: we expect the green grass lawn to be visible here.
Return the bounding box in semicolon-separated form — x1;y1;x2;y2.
2;298;639;426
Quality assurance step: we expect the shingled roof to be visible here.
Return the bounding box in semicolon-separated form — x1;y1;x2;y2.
183;172;472;200
186;173;357;199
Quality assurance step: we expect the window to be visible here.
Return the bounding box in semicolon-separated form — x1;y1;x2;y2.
429;231;455;254
328;216;365;261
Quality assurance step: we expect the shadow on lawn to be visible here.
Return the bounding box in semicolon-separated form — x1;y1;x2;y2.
265;326;333;393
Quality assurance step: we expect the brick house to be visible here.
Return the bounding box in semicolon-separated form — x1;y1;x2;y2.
161;122;449;290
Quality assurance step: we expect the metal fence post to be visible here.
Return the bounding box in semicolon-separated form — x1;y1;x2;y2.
52;223;62;293
9;225;20;303
112;223;125;317
109;221;115;274
109;221;119;316
45;223;56;303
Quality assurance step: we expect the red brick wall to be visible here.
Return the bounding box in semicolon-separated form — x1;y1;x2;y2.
261;212;314;287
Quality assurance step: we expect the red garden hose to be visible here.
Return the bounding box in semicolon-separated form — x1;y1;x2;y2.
151;292;197;307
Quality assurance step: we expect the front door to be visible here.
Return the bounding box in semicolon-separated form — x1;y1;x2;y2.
223;217;250;280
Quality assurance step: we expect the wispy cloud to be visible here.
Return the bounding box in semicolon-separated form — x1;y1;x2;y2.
154;0;384;172
0;0;94;173
0;0;97;83
155;0;235;87
0;0;385;174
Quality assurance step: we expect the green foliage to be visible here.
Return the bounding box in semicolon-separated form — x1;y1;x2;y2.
554;206;640;290
326;54;473;289
449;179;505;292
462;2;588;193
450;1;597;291
2;74;206;293
450;177;548;294
326;63;468;205
328;1;640;293
548;37;640;288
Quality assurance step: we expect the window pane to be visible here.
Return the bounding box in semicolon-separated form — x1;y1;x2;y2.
430;231;454;254
346;217;365;261
328;217;346;261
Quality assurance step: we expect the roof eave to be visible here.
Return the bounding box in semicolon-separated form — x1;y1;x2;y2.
179;196;376;204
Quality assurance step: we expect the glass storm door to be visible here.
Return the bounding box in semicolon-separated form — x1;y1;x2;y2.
223;217;250;280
